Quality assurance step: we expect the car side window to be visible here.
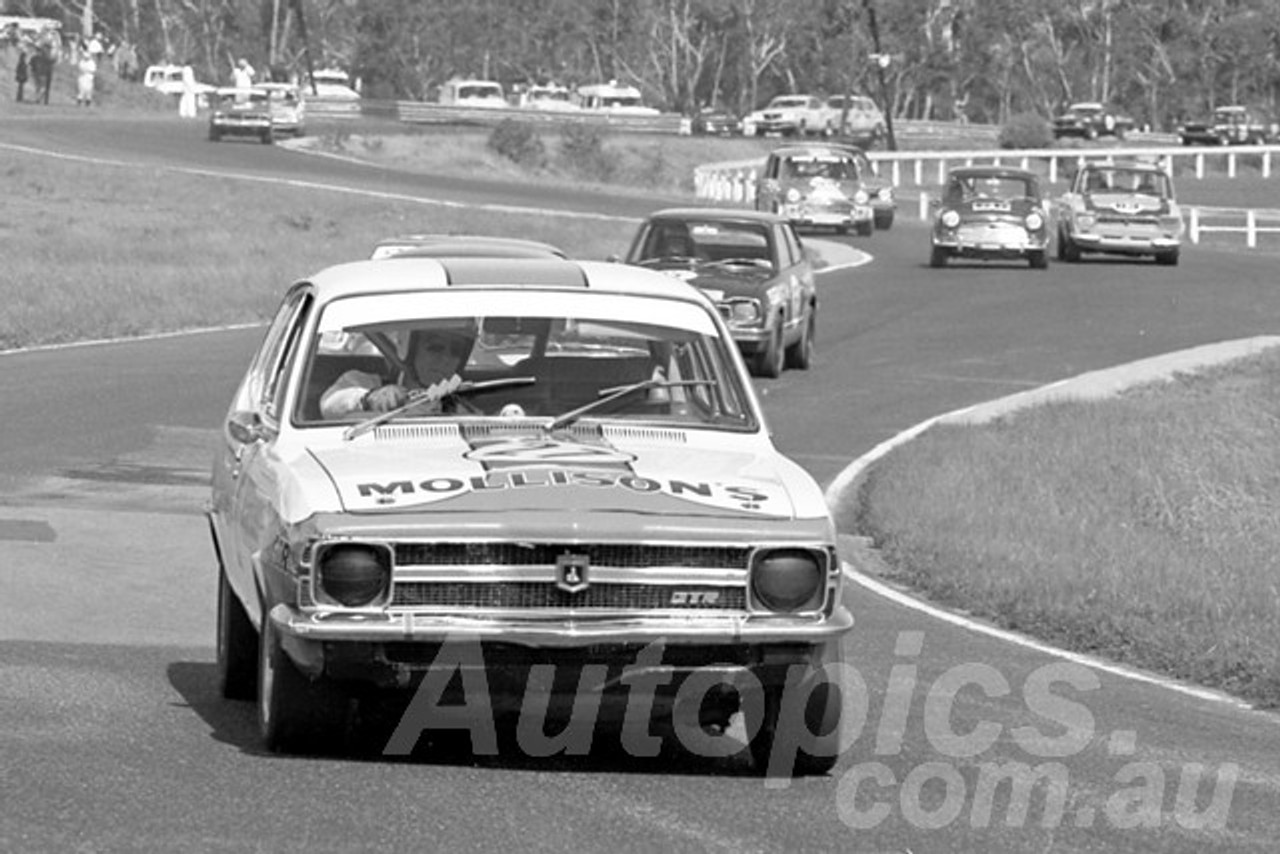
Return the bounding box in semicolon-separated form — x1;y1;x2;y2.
250;288;311;422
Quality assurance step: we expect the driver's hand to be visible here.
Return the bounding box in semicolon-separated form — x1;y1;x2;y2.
364;384;408;412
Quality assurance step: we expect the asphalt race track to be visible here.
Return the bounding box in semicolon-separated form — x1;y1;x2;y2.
3;113;1280;853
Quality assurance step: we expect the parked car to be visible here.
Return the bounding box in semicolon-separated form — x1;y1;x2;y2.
303;67;360;100
744;95;832;137
690;105;743;136
257;81;305;136
142;63;214;107
621;207;817;377
1055;160;1184;265
438;77;508;108
1178;105;1276;146
575;81;660;115
515;82;580;111
370;234;568;260
929;166;1051;269
825;94;885;145
208;87;274;144
207;256;851;774
754;144;893;236
1051;102;1135;140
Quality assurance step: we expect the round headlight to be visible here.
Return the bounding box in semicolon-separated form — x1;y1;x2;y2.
1025;211;1044;231
751;549;824;613
878;187;894;201
854;189;870;205
1077;214;1096;230
786;187;802;203
317;544;390;607
940;210;960;228
729;299;762;323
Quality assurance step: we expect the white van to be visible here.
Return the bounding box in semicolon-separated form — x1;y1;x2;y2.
438;77;508;108
575;81;659;115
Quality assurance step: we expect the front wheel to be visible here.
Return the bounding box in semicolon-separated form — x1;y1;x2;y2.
855;220;873;237
929;246;948;268
217;568;258;700
258;617;347;754
753;324;785;378
784;310;815;370
1059;230;1081;263
874;211;894;230
1155;249;1180;266
747;670;842;778
1028;250;1049;270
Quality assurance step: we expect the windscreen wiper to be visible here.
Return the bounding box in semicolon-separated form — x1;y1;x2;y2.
343;376;535;441
544;378;712;432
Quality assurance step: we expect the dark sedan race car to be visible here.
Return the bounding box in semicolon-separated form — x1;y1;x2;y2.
207;256;852;776
930;166;1051;269
621;208;817;378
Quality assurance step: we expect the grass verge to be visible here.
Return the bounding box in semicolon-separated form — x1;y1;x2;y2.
851;348;1280;708
0;151;636;352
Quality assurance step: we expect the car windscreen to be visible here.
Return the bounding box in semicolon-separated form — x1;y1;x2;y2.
294;291;753;429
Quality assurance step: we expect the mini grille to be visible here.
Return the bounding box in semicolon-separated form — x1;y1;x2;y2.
392;581;745;611
393;542;751;569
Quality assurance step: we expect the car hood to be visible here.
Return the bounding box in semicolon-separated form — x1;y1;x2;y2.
645;262;777;300
305;427;807;519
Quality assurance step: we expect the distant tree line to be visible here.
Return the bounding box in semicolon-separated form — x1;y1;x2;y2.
8;0;1280;130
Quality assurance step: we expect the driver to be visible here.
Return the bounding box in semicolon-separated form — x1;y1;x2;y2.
320;323;474;419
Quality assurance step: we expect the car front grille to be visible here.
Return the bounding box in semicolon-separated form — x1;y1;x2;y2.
391;581;745;611
394;542;750;569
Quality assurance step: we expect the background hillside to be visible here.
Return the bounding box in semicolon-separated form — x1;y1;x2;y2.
8;0;1280;132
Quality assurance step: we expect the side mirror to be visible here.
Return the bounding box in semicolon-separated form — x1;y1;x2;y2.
606;253;622;263
227;410;267;445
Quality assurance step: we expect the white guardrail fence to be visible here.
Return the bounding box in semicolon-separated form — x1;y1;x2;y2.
694;143;1280;247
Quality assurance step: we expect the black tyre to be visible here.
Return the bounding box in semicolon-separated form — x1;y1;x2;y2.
856;220;873;237
1155;249;1180;266
1028;250;1049;270
261;129;274;145
258;616;346;754
929;246;948;268
784;311;815;370
753;324;784;378
747;677;841;778
874;211;894;230
217;568;258;700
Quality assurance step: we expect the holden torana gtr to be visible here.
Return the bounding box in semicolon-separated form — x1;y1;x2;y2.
1055;161;1184;266
929;166;1051;269
207;256;851;775
621;208;817;378
754;144;893;236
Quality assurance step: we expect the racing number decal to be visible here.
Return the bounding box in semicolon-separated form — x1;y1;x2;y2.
464;436;636;470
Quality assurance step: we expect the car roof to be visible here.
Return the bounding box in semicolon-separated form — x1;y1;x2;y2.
214;86;267;95
1068;102;1104;110
303;258;717;305
947;166;1039;180
769;143;867;158
371;234;567;260
1080;159;1164;172
642;207;789;226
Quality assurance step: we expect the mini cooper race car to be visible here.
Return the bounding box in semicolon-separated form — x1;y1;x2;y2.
208;256;852;774
621;208;817;378
1055;161;1184;265
208;87;274;144
929;166;1051;269
755;144;894;235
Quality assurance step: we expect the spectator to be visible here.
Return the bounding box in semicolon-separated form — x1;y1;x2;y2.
15;47;28;102
30;44;54;105
232;57;255;89
75;41;97;106
178;64;198;118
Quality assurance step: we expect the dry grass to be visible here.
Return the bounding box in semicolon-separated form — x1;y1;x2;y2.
0;154;635;351
853;348;1280;707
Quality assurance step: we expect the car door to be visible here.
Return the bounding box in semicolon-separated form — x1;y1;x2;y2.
756;153;781;212
217;286;313;622
773;223;807;339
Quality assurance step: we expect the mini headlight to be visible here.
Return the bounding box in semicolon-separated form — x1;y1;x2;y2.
854;189;870;204
316;543;391;607
750;548;824;613
1025;212;1044;231
878;188;894;201
940;210;960;228
786;187;802;203
1077;214;1096;230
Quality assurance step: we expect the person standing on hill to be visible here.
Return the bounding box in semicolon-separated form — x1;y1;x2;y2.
75;40;97;107
178;64;198;118
14;47;28;102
